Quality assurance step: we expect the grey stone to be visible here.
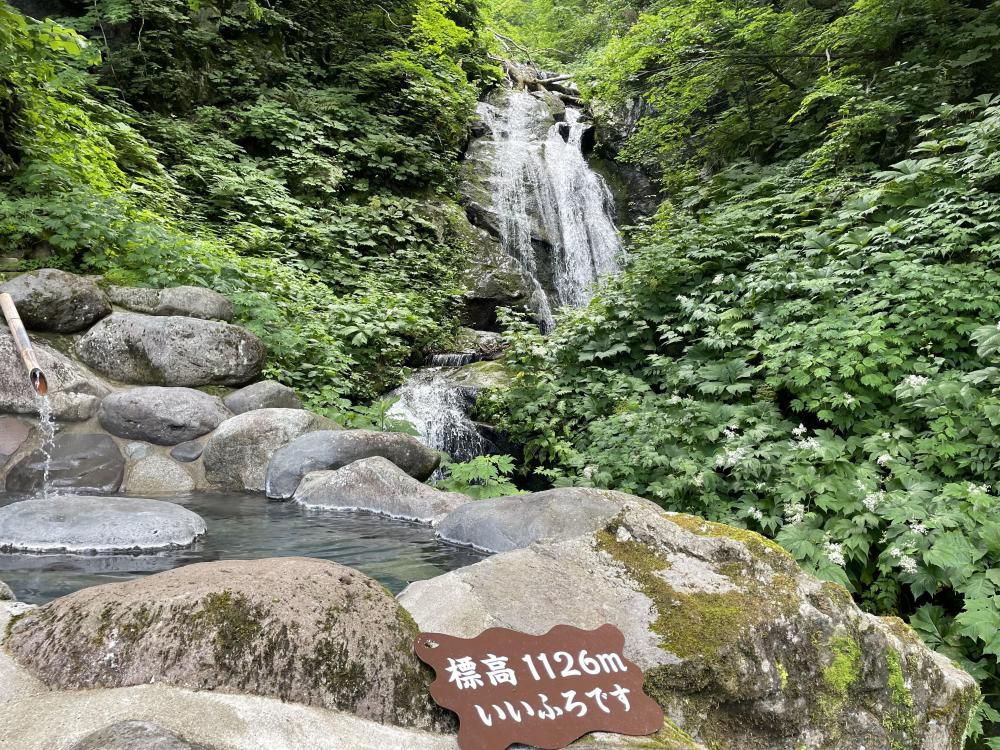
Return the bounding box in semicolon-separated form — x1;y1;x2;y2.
400;503;979;750
294;457;469;525
448;360;512;391
122;456;195;495
99;387;230;445
157;286;234;322
0;580;13;601
0;495;206;552
76;313;265;387
7;558;444;730
169;441;203;463
5;433;125;495
0;417;31;466
68;721;213;750
202;408;333;492
0;333;111;419
265;430;440;500
107;285;234;322
435;487;651;553
0;269;111;333
223;380;302;414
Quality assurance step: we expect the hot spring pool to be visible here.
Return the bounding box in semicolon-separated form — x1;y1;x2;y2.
0;492;487;604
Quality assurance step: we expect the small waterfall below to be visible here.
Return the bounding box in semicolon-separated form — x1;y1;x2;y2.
476;89;623;329
388;368;485;465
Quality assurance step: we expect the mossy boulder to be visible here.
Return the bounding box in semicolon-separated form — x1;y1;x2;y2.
400;503;978;749
6;558;443;730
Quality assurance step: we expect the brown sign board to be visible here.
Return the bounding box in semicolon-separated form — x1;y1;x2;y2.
415;624;664;750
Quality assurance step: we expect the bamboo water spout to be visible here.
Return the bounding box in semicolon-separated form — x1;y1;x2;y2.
0;292;48;395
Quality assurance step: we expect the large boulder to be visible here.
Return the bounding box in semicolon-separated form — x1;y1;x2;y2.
67;721;212;750
6;558;442;729
0;579;13;601
223;380;302;414
202;409;332;492
0;333;110;420
265;430;440;500
293;457;469;525
0;417;31;467
435;487;653;553
5;433;125;495
0;269;111;333
76;313;265;387
400;504;979;750
99;387;230;445
0;496;206;552
106;285;234;322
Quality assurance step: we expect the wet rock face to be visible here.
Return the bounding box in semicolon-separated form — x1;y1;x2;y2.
0;334;111;419
7;558;443;730
99;387;230;445
76;313;265;387
0;269;111;333
67;721;214;750
0;417;31;467
122;456;196;495
4;433;125;495
202;408;332;492
223;380;302;414
0;495;206;552
265;429;441;500
294;457;469;525
401;503;979;750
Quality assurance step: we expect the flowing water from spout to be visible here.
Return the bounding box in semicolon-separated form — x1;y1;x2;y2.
34;394;55;498
477;89;623;329
388;368;485;465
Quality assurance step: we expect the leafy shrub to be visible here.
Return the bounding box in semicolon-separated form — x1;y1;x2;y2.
435;454;521;499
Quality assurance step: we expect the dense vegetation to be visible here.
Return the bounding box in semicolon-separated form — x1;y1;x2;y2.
0;0;498;409
486;0;1000;742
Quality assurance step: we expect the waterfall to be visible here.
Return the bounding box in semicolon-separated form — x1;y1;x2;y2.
35;394;55;498
387;368;485;464
476;89;623;329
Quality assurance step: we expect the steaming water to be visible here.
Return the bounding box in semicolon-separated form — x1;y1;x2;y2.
388;368;485;464
477;90;623;330
0;491;487;604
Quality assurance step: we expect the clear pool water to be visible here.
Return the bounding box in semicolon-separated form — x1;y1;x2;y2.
0;492;487;604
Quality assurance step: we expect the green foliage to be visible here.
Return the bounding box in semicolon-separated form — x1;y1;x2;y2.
0;0;500;403
488;1;1000;742
325;396;421;435
435;454;521;499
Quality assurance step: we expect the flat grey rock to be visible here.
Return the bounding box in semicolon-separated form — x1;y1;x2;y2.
107;285;234;322
202;408;333;492
5;433;125;495
223;380;302;414
76;313;265;387
293;457;469;525
67;721;212;750
99;387;230;445
0;495;206;552
169;441;203;463
0;269;111;333
265;430;440;500
435;487;652;552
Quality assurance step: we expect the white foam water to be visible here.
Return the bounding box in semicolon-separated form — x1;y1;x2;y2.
34;394;56;498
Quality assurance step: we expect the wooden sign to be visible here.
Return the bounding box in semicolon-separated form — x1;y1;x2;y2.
415;624;664;750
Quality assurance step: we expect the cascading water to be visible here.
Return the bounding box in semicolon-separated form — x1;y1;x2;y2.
34;395;55;497
477;89;623;329
388;368;485;467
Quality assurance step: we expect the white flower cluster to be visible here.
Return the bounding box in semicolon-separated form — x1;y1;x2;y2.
967;482;992;495
582;465;598;480
877;454;892;468
824;539;846;567
713;274;724;285
843;393;855;405
692;472;705;488
863;491;885;512
908;521;929;535
747;506;764;522
784;501;806;525
904;374;929;389
723;425;739;441
716;446;749;468
793;423;808;437
796;437;821;450
889;546;919;574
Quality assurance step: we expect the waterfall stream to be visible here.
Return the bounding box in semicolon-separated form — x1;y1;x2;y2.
477;89;623;330
34;394;55;498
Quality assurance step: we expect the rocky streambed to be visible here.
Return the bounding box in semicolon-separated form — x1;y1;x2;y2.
0;268;983;750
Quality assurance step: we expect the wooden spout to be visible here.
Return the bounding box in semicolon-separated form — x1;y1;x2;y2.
0;292;48;395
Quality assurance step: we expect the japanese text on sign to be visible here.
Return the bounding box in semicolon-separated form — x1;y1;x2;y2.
415;624;664;750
